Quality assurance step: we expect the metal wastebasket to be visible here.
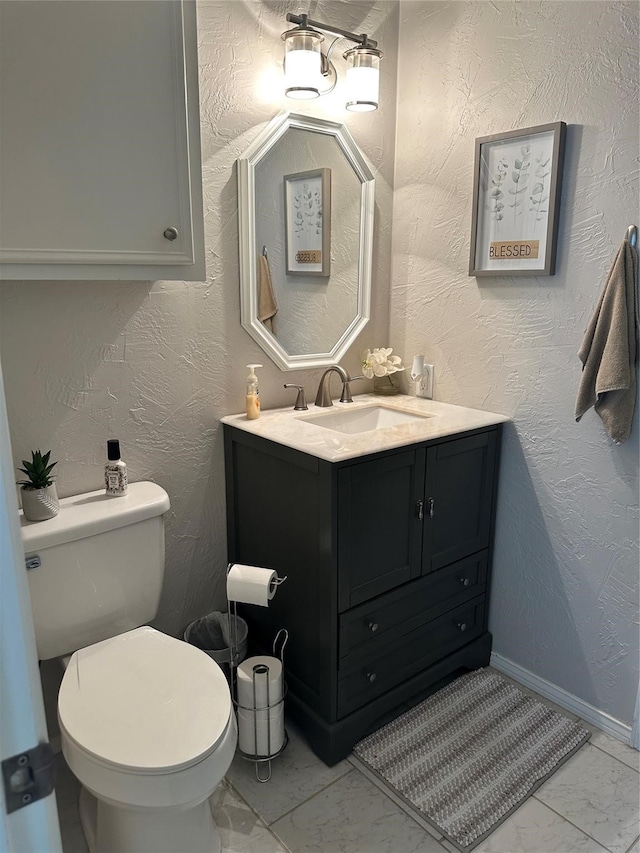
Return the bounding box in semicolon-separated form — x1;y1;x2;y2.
183;611;248;679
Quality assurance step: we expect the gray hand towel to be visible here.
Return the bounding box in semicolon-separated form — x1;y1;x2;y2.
575;239;638;443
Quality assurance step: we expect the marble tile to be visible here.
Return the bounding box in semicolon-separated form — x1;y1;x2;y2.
471;798;609;853
209;782;288;853
588;730;640;772
271;768;448;853
225;720;351;824
625;837;640;853
349;754;443;841
536;743;640;853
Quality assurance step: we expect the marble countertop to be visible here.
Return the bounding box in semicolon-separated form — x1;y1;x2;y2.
221;394;509;462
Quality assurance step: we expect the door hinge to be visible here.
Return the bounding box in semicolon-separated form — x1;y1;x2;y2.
2;742;56;813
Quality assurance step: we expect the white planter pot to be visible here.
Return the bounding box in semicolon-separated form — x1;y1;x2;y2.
21;484;59;522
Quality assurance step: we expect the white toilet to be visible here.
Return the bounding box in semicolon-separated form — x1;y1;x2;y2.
21;481;237;853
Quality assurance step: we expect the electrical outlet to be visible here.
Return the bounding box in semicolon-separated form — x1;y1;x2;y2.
416;364;434;399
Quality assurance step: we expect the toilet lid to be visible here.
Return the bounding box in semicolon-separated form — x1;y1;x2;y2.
58;626;232;774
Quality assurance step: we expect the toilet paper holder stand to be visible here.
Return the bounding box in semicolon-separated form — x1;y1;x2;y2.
227;576;289;783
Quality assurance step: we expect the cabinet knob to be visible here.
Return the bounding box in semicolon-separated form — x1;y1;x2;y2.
366;672;377;683
457;622;467;632
163;227;179;241
459;577;471;587
367;621;379;633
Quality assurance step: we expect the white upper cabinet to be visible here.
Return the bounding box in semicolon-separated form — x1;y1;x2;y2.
0;1;204;280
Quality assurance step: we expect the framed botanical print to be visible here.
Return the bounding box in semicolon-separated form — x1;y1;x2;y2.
284;168;331;276
469;122;566;276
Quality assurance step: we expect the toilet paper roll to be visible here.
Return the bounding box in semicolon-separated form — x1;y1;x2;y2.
238;704;285;757
226;564;278;606
237;656;283;710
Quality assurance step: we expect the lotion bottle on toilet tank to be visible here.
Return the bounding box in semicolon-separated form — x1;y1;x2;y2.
105;439;128;496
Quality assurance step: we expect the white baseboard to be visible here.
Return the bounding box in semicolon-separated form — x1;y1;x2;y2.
490;652;634;746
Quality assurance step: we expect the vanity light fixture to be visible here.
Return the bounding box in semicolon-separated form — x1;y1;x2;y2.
282;13;383;111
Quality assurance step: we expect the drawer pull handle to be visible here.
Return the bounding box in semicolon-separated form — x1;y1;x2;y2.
427;497;435;518
163;226;179;241
460;577;471;587
368;621;379;633
457;622;467;632
416;500;424;520
366;672;377;683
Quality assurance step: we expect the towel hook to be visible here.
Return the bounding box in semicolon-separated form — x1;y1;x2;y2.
626;225;637;248
262;245;268;259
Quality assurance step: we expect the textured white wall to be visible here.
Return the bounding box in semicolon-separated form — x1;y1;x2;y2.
1;0;637;731
392;1;639;725
0;1;398;637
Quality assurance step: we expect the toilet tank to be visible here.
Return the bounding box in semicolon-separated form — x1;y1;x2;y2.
20;481;170;661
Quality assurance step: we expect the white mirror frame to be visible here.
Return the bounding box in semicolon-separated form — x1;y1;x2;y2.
238;112;375;371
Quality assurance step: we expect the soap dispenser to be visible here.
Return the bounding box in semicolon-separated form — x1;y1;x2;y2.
245;364;263;420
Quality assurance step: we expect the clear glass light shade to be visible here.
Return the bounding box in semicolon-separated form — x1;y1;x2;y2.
344;47;382;111
283;29;323;100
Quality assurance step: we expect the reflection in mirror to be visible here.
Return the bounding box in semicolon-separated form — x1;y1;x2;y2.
238;113;375;370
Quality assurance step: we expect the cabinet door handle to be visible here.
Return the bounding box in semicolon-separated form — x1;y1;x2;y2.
366;672;377;683
427;497;435;518
163;226;179;241
367;621;379;633
416;500;424;520
457;622;467;632
459;577;471;587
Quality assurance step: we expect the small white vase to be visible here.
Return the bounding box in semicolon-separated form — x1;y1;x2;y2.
21;483;60;522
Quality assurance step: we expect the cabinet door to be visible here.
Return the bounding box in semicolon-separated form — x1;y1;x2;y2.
422;430;497;572
338;448;425;611
0;1;204;281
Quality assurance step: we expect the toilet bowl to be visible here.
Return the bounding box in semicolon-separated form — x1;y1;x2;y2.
20;482;237;853
58;626;237;853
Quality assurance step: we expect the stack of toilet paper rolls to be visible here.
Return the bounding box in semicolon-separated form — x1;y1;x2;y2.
236;655;284;757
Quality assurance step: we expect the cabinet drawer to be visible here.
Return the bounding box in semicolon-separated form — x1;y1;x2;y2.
339;553;487;663
337;598;486;717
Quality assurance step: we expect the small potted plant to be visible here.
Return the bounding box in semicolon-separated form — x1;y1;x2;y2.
17;449;60;522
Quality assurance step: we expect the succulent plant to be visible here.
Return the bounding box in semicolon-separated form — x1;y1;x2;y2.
16;449;57;490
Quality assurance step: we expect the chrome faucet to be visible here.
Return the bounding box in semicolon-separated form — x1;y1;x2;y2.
314;365;363;407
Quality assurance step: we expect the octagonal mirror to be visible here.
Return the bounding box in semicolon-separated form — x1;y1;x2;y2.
237;112;374;370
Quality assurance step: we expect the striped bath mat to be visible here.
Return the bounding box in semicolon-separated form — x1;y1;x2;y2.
353;668;590;851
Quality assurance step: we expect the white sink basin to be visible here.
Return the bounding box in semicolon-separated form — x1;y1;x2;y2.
302;405;433;435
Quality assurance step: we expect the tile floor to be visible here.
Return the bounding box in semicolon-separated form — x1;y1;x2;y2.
55;677;639;853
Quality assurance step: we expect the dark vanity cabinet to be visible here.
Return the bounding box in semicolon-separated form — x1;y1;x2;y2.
224;424;501;765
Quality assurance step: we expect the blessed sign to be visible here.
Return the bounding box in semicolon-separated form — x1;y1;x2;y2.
295;250;322;264
489;240;540;260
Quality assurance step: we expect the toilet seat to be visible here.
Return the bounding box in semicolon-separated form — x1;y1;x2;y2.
58;626;231;774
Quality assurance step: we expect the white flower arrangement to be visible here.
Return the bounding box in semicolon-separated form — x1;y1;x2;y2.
362;347;405;379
